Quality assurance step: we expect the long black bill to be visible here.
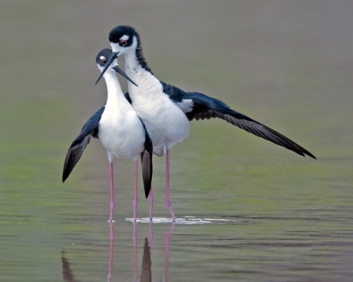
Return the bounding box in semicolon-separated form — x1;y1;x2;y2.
95;52;138;87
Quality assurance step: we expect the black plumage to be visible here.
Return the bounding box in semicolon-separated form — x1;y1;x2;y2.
161;81;316;159
62;106;104;182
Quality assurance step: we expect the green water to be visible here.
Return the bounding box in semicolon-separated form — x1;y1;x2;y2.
1;1;353;281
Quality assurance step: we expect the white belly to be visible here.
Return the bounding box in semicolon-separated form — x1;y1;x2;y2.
98;107;145;162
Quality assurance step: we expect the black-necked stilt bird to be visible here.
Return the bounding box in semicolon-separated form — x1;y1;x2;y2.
96;25;316;222
63;48;153;222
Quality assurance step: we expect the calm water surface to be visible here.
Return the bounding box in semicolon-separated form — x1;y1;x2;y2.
1;1;353;281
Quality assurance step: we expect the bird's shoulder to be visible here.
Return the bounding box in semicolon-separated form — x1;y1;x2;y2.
160;81;187;103
75;105;105;142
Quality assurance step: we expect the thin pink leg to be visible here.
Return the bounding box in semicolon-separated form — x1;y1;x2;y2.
133;160;138;222
107;222;115;282
164;223;175;282
149;188;154;221
165;150;176;221
109;163;115;222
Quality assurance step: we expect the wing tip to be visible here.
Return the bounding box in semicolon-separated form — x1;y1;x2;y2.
62;171;68;183
61;134;92;185
302;150;316;160
62;160;73;183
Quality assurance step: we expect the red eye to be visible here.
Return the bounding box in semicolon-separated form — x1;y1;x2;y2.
119;39;128;46
100;56;107;64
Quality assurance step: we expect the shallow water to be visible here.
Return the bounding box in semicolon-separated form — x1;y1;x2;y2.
1;1;353;281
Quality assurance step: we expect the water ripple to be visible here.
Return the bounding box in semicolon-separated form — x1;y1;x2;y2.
125;216;239;224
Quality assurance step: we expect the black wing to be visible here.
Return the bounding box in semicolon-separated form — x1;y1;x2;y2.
62;106;105;182
184;92;316;159
161;81;315;159
161;81;185;103
139;118;153;198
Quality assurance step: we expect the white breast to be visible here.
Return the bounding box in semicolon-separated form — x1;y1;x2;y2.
128;70;190;154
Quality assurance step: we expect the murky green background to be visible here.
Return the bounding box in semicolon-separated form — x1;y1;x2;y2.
1;1;352;281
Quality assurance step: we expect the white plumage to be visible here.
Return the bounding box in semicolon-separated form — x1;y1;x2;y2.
98;66;145;162
124;65;190;156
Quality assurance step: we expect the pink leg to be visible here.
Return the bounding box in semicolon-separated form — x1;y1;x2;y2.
165;150;176;222
109;163;115;222
149;188;154;221
133;160;138;222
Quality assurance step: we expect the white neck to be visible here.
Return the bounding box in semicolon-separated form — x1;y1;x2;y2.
103;70;127;106
124;50;143;74
111;38;144;75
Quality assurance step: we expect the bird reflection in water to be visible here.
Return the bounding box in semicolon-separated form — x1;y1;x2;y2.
61;222;175;282
133;221;175;282
62;250;77;282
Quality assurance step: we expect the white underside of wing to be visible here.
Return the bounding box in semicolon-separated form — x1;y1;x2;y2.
176;99;193;113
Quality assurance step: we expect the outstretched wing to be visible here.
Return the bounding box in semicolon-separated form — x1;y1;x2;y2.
184;92;316;159
161;81;315;159
139;118;153;198
62;106;105;182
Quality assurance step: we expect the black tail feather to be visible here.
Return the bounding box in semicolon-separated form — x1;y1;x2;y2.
140;119;153;198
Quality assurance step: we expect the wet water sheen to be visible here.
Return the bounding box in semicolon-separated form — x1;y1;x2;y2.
1;1;353;281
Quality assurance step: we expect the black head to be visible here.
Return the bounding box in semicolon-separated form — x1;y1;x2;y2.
96;48;112;67
108;25;152;73
109;25;138;47
95;25;151;85
95;48;138;87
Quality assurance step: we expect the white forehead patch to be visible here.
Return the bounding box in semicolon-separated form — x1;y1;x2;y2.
99;56;106;61
120;34;129;41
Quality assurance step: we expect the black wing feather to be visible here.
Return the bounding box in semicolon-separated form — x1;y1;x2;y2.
139;118;153;198
161;81;185;103
184;92;316;159
124;91;132;104
62;106;105;182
